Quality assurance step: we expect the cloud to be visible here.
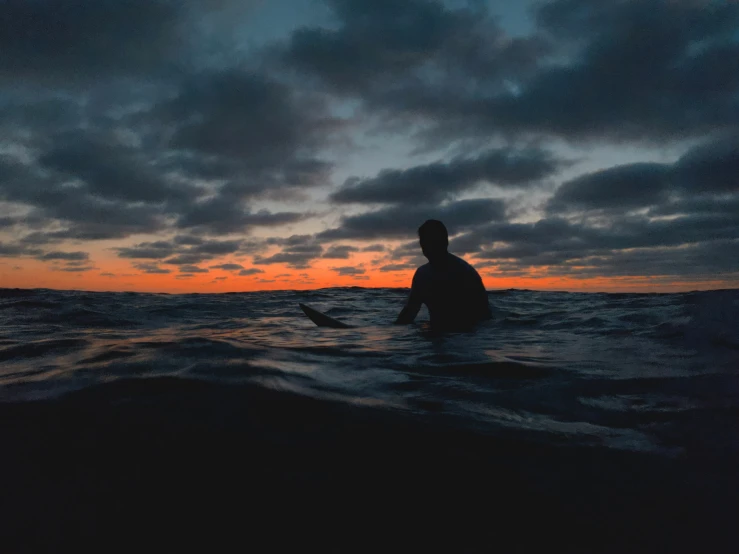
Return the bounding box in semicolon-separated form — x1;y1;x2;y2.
1;0;737;290
239;268;265;276
322;245;359;259
160;71;338;163
0;153;169;241
475;0;739;142
0;242;42;257
173;235;204;246
133;262;171;274
37;251;90;261
38;130;201;204
148;71;343;230
547;138;739;215
672;136;739;195
451;209;739;280
331;147;562;205
0;0;184;81
361;244;385;252
318;198;507;241
164;254;210;266
175;198;306;235
534;240;739;280
192;240;242;256
116;242;176;259
57;265;95;273
281;0;739;145
379;263;417;272
253;235;323;269
178;265;209;274
330;266;365;276
117;238;252;268
253;247;323;269
1;69;338;244
210;263;245;271
282;0;544;97
547;163;671;214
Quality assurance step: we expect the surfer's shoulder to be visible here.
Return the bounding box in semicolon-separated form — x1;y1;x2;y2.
450;253;482;276
415;262;432;277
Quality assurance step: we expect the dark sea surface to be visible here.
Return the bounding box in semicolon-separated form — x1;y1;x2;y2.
1;286;738;552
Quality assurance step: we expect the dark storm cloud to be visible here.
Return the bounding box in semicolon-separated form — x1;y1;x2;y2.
648;195;739;218
547;163;671;214
282;0;739;144
475;0;739;142
318;199;507;241
331;266;365;276
547;138;739;215
322;245;359;259
37;251;90;262
1;68;336;244
672;136;739;195
0;0;184;80
361;244;385;253
38;131;201;204
157;70;338;181
175;198;306;235
283;0;545;96
0;154;170;241
331;147;562;205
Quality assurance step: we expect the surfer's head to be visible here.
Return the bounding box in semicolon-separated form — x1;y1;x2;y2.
418;219;448;263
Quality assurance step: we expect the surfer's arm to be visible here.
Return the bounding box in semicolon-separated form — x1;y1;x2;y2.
395;301;421;324
475;274;492;319
395;273;422;324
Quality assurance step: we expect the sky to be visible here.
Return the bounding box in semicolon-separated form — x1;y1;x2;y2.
1;0;738;293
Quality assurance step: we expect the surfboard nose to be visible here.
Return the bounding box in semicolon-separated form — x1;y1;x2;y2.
299;303;353;328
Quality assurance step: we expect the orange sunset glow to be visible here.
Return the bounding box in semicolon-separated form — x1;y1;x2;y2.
2;249;736;294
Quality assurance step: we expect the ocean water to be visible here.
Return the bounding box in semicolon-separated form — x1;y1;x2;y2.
1;287;738;551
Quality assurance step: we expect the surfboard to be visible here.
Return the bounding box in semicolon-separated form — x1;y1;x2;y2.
299;303;353;328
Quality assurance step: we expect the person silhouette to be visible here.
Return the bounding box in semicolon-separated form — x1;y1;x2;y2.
395;219;491;328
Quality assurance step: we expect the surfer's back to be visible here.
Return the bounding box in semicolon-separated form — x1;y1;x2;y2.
413;253;490;327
